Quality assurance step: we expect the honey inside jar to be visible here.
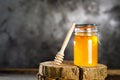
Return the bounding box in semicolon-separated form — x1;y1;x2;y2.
74;24;98;67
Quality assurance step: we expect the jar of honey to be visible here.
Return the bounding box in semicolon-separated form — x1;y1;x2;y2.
74;24;98;67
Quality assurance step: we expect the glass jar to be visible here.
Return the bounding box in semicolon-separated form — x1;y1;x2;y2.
74;24;98;67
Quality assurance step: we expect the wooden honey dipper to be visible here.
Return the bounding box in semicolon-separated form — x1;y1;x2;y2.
54;23;76;65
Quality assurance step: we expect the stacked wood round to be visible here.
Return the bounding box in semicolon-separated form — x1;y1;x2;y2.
38;61;107;80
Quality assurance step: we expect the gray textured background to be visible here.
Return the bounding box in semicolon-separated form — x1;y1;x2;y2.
0;0;120;69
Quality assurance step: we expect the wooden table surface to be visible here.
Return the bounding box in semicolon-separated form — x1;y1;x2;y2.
0;74;35;80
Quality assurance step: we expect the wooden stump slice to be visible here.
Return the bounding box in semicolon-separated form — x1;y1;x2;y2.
79;64;107;80
38;61;107;80
39;61;79;80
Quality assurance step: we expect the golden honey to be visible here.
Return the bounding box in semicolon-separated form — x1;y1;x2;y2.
74;24;98;67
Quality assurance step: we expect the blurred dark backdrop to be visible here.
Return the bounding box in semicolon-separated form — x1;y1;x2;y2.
0;0;120;69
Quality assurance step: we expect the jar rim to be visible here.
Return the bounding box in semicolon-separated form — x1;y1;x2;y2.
75;24;98;33
75;24;98;27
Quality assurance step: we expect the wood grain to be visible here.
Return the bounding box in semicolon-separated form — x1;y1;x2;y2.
38;61;107;80
39;61;79;80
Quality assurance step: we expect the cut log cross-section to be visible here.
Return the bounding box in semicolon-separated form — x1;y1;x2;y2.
38;61;107;80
